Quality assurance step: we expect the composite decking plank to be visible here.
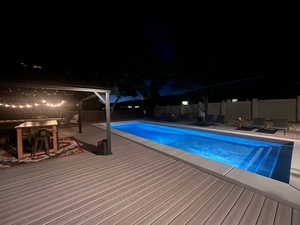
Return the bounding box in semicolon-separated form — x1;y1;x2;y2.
0;144;151;181
0;152;127;189
0;152;96;184
293;209;300;225
1;158;175;224
29;163;199;225
97;172;208;225
274;204;292;225
202;186;244;225
114;175;211;225
238;193;266;225
256;198;279;225
185;183;234;225
134;176;219;225
49;162;187;225
165;180;232;225
153;180;225;225
219;189;254;225
81;168;205;225
1;156;166;212
0;149;161;202
0;145;158;189
0;136;149;184
0;154;171;216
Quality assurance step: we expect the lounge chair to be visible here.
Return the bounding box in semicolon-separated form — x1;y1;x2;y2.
251;118;266;129
206;114;216;123
215;115;225;124
235;117;265;131
271;119;289;135
194;114;216;127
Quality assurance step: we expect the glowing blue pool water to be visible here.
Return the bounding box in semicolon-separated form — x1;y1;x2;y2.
112;122;293;183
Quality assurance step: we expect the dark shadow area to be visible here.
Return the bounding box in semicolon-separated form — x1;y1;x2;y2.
236;126;256;131
80;141;112;156
256;128;278;134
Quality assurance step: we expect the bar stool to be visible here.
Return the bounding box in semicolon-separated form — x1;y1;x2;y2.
32;129;51;156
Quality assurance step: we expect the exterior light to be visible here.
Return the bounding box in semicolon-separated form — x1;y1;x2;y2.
182;101;189;105
134;106;140;108
232;99;238;102
5;104;10;107
0;103;3;106
12;105;16;108
34;103;39;106
41;100;46;103
26;104;32;108
19;105;24;108
128;105;132;108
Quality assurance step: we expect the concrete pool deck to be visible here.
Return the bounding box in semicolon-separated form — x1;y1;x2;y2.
95;120;300;209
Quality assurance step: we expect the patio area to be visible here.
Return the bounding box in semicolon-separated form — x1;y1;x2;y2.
1;124;300;225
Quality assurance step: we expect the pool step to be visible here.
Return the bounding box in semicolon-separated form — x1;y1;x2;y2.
256;146;280;178
245;146;281;178
243;147;266;171
253;147;273;174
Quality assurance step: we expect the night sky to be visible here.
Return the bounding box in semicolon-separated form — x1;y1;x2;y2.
1;12;298;100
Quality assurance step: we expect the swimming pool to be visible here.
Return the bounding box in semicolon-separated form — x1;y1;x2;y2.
112;121;293;183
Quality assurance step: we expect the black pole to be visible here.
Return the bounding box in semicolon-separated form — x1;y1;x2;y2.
78;102;82;133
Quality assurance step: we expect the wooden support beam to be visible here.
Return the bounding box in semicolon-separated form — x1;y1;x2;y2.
80;94;97;103
93;92;105;104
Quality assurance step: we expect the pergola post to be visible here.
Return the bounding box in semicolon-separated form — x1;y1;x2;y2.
105;91;112;154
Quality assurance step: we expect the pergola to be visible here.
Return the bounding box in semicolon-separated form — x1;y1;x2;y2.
0;82;112;153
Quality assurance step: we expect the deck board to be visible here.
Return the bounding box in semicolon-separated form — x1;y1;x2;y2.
0;125;297;225
185;183;234;225
293;209;300;225
163;180;225;225
218;190;254;225
274;204;292;225
202;186;244;225
238;194;266;225
256;199;279;225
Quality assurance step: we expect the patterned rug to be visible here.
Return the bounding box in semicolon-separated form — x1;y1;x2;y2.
0;137;85;168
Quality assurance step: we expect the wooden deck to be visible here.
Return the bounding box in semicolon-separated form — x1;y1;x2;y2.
0;125;300;225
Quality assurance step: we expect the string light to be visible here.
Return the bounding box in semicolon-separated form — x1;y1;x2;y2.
0;100;66;109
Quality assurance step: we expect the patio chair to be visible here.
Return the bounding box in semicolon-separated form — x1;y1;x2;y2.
271;119;289;135
70;114;79;124
60;113;78;127
32;129;51;156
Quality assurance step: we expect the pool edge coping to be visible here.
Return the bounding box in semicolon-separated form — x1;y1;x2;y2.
94;120;300;210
